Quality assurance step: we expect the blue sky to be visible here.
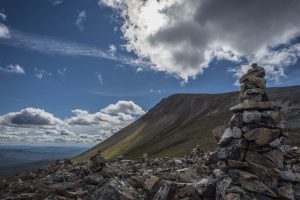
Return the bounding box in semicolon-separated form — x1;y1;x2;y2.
0;0;299;145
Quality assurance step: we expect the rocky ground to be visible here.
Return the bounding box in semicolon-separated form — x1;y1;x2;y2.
1;64;300;200
0;144;300;200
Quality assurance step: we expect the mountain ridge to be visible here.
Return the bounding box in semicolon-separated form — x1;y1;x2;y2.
74;85;300;162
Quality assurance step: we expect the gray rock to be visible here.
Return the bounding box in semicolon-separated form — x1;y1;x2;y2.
232;127;243;138
243;110;261;124
277;184;294;200
193;177;216;197
279;171;300;182
218;127;233;146
153;181;175;200
216;176;232;200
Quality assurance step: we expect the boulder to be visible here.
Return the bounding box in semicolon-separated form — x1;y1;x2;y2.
245;151;278;169
193;177;216;197
228;160;248;168
238;179;277;198
277;184;294;200
216;176;232;200
143;176;159;191
218;127;233;146
262;149;283;169
279;171;300;182
232;127;243;138
217;139;248;161
153;181;175;200
176;168;198;183
244;128;280;146
230;100;277;113
229;113;243;128
243;110;261;124
228;169;258;182
92;179;138;200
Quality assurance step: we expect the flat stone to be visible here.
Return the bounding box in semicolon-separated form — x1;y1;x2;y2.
176;168;198;183
262;149;283;169
245;151;278;169
228;169;259;181
244;128;280;146
246;161;278;184
144;176;159;191
228;160;248;168
232;127;243;138
193;177;216;197
279;171;300;182
277;184;294;200
239;179;277;198
248;76;266;89
262;110;282;125
230;100;277;112
243;110;261;123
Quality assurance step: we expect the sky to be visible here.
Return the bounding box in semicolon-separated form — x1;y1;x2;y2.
0;0;300;146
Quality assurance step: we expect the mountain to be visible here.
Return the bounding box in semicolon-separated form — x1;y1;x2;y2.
74;85;300;162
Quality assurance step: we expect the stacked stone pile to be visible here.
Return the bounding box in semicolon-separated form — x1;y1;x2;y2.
209;64;300;199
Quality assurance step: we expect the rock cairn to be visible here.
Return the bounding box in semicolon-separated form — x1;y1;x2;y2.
212;64;298;199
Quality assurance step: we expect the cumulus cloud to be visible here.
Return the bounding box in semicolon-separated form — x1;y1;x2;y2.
100;0;300;82
0;108;63;127
0;101;145;145
101;100;146;115
75;10;87;31
0;64;25;74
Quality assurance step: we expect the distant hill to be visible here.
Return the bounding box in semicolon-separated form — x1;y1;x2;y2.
0;146;88;179
74;85;300;162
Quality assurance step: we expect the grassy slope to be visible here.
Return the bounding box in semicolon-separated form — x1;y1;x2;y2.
73;86;300;162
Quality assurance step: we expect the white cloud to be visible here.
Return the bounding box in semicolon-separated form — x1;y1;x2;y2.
75;10;87;31
101;100;146;115
0;108;63;127
49;0;64;6
100;0;300;83
0;64;25;74
0;101;145;145
34;68;52;79
108;44;117;56
0;11;7;21
96;72;103;85
57;67;67;76
0;30;143;67
0;22;10;38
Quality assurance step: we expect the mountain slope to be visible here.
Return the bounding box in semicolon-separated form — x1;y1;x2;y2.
74;85;300;162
